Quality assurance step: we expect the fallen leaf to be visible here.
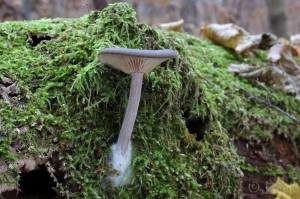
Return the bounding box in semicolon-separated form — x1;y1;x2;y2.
269;177;300;199
278;37;298;57
200;23;277;55
267;44;300;99
267;43;300;76
268;44;284;62
228;63;300;99
288;34;300;58
200;23;244;49
155;19;184;32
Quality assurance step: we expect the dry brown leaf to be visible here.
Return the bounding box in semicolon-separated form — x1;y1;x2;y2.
268;44;284;62
200;23;245;49
277;37;298;57
291;34;300;58
200;23;277;55
228;63;296;97
228;45;300;99
267;43;300;75
155;19;184;32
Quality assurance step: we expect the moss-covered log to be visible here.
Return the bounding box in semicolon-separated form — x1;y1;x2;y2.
0;3;299;199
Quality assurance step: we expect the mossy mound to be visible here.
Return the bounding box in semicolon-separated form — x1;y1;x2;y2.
0;3;299;198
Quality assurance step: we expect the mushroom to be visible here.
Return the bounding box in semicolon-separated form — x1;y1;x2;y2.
99;48;177;155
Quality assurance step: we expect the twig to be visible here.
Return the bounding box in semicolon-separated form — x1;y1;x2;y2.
241;88;300;125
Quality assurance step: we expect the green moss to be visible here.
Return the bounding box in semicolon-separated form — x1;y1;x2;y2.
0;2;299;198
185;35;300;141
240;163;300;184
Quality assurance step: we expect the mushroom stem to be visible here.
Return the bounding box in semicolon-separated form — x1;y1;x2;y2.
116;72;144;155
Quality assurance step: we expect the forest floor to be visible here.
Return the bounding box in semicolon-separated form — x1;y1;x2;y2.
1;3;300;199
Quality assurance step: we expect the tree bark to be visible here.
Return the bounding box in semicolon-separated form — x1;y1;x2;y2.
23;0;32;20
266;0;288;38
93;0;107;10
180;0;198;25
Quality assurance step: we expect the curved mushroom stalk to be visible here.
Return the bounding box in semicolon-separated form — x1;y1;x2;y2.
116;72;143;154
99;48;177;186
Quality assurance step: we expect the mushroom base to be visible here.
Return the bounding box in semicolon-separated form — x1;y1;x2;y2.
103;141;133;188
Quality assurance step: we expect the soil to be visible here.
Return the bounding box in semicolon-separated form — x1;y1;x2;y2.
235;133;300;199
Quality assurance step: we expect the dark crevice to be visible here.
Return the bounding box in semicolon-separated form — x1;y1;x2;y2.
184;112;209;141
18;164;57;198
28;34;52;47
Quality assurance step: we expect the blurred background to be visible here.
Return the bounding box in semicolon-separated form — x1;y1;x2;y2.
0;0;299;37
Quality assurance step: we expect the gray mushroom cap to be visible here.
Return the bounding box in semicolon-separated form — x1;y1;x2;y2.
98;48;178;74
